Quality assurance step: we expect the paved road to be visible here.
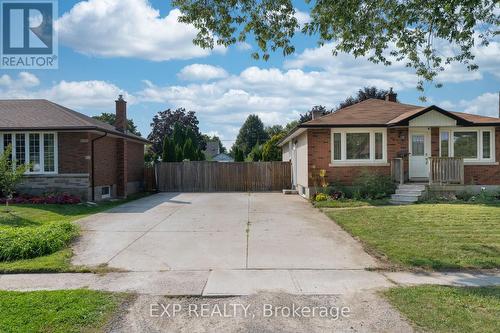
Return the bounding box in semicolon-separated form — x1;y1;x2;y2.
72;192;378;272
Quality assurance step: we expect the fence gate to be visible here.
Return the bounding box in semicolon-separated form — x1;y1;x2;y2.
156;161;291;192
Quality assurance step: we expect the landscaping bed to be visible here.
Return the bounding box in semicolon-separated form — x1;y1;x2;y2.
314;198;390;208
0;193;150;273
326;204;500;270
0;289;130;333
384;286;500;333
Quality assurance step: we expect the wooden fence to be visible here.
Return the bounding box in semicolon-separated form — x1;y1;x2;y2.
156;161;291;192
144;166;157;191
428;157;464;184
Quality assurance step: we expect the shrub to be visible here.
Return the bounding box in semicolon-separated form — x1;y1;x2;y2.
0;222;79;261
352;171;396;199
0;193;81;205
314;193;329;202
456;191;474;201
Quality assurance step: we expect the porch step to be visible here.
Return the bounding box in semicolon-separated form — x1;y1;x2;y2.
282;189;298;195
390;183;428;205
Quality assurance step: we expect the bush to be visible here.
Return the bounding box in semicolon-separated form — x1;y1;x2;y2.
456;191;474;201
0;222;78;261
314;193;329;202
352;171;396;199
0;193;81;205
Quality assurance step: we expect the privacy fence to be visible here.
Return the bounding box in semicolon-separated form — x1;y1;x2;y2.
156;161;291;192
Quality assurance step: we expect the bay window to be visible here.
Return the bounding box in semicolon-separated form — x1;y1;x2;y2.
331;129;387;164
0;132;58;174
440;128;494;162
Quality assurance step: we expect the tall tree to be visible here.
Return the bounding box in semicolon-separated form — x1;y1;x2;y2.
338;86;393;110
233;115;269;156
173;0;499;96
299;105;333;123
265;125;284;138
232;147;245;162
162;137;176;162
262;132;286;161
148;108;205;153
92;113;141;136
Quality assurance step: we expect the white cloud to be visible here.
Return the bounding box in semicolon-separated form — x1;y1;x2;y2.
56;0;225;61
442;92;499;118
0;72;129;109
294;9;310;27
235;42;252;51
178;64;228;81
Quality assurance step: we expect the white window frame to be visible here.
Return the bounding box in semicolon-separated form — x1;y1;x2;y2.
439;127;495;164
101;186;111;199
330;128;388;166
0;132;58;175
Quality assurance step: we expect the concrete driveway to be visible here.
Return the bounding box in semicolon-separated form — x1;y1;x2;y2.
73;193;377;272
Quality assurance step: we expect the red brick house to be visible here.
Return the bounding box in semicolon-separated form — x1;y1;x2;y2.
280;91;500;199
0;96;148;201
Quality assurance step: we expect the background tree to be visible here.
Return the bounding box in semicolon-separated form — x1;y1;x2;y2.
0;145;28;209
299;105;333;123
265;125;284;138
173;0;499;96
148;107;205;153
246;144;263;162
233;114;269;156
92;113;141;136
161;137;176;162
262;132;286;161
232;147;245;162
338;86;393;110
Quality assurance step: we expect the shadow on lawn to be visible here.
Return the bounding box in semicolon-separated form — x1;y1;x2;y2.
0;211;40;227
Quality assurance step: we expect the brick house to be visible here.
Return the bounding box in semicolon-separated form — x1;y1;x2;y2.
280;91;500;199
0;96;148;201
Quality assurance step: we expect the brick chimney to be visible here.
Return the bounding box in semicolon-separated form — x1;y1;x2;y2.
385;87;397;102
115;94;127;132
311;110;322;120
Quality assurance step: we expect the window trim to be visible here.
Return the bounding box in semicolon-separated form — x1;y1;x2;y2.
101;185;111;199
439;127;495;163
0;132;58;175
330;128;387;165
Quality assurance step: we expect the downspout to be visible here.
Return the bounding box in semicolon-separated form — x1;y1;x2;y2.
91;132;108;201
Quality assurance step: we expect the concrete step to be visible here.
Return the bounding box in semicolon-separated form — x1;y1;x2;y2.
389;200;414;205
391;194;420;202
282;189;298;195
397;185;426;191
396;189;425;196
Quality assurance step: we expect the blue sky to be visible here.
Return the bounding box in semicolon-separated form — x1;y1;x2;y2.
1;0;499;148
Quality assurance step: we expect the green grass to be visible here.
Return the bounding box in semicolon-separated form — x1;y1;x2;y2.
314;198;390;208
326;204;500;270
0;289;129;333
385;286;500;333
0;193;150;273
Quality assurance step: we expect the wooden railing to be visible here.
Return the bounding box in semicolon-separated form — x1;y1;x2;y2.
391;158;405;185
428;157;464;184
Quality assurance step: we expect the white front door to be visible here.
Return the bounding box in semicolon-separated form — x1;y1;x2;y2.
409;129;431;179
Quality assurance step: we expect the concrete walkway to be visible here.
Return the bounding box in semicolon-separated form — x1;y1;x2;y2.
1;270;498;296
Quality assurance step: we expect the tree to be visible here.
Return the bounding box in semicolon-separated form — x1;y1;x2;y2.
247;144;263;162
148;108;205;153
233;114;269;156
299;105;333;123
284;120;299;134
161;137;176;162
92;113;141;136
265;125;284;138
232;147;245;162
0;145;28;209
175;145;184;162
338;86;393;110
262;132;286;161
182;138;198;161
173;0;499;96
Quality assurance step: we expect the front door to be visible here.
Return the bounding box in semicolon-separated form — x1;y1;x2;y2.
409;129;431;179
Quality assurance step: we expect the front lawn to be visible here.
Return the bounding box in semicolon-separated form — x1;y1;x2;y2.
0;289;129;333
326;204;500;270
385;286;500;333
0;193;150;273
314;198;390;208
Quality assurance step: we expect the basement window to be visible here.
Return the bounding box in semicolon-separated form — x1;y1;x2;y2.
101;186;111;199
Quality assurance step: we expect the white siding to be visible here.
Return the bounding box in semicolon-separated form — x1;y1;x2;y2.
409;110;457;127
296;132;308;188
282;142;291;161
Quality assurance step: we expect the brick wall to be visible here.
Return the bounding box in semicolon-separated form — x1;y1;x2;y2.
58;132;91;174
92;135;118;187
307;128;408;185
116;138;127;197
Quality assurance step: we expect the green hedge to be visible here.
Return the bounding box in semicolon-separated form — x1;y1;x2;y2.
0;222;78;261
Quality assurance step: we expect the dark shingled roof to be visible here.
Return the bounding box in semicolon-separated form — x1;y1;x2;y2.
300;99;500;127
0;99;148;143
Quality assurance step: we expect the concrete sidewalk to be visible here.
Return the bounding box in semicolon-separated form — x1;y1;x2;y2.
1;270;498;296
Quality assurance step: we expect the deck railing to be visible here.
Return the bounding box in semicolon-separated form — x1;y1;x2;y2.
391;158;405;185
428;157;464;184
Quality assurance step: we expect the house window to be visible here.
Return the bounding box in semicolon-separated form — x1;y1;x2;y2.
440;131;449;157
333;133;341;160
0;132;58;174
331;129;387;164
101;186;111;199
440;128;494;162
346;133;370;160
